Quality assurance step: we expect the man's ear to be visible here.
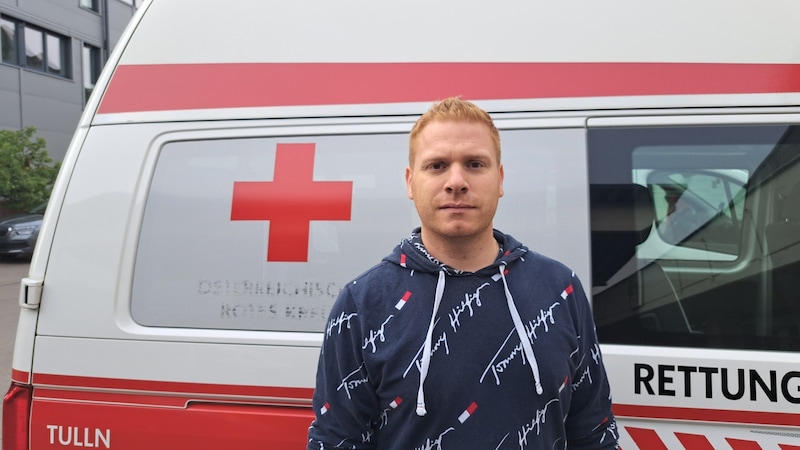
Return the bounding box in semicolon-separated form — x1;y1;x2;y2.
405;166;414;199
499;164;505;198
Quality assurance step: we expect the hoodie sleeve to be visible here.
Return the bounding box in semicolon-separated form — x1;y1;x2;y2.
308;285;380;450
563;274;620;449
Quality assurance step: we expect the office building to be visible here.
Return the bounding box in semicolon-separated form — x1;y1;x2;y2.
1;0;140;161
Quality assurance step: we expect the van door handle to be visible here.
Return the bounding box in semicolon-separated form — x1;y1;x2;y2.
19;277;43;310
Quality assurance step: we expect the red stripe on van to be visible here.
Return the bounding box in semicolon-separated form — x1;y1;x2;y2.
726;438;765;450
625;427;669;450
10;369;29;384
26;374;317;448
614;403;800;427
675;432;716;450
97;62;800;114
32;373;313;401
30;398;313;449
35;388;202;408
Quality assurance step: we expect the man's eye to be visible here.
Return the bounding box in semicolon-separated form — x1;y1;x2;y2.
430;163;445;170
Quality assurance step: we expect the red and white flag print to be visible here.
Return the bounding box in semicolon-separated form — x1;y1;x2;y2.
492;267;510;282
395;291;412;310
458;402;478;424
559;375;569;393
389;397;403;409
320;402;331;415
561;285;574;300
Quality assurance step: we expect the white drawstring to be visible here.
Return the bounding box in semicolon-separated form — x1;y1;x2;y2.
499;264;544;395
416;264;542;418
416;270;446;416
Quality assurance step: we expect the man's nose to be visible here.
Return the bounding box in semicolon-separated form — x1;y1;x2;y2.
444;165;468;193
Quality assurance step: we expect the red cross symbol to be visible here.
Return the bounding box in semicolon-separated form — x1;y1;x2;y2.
230;143;353;262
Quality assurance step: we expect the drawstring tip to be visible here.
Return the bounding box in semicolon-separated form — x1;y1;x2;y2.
535;383;543;395
416;404;427;416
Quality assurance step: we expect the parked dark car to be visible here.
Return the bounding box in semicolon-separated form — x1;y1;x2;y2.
0;202;46;260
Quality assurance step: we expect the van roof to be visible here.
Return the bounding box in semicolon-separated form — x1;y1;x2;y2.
92;0;800;124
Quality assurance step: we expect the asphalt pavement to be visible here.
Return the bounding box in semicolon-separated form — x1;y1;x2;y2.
0;258;28;447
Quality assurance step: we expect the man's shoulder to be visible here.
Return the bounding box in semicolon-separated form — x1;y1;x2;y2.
518;250;575;276
341;260;403;297
497;230;573;275
350;259;398;282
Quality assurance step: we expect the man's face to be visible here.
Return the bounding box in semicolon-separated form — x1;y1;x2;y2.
406;120;504;242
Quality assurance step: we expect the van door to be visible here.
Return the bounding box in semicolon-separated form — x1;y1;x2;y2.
27;115;598;448
28;119;419;449
587;114;800;448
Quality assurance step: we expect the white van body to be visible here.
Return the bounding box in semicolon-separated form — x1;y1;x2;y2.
5;0;800;448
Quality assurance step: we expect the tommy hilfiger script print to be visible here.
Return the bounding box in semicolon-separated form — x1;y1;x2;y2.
309;229;619;449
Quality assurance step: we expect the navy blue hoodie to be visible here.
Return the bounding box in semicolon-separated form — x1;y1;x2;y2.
308;229;619;449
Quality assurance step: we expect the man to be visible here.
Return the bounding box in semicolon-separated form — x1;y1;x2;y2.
307;97;619;449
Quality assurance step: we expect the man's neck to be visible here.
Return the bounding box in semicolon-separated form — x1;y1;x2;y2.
419;229;499;273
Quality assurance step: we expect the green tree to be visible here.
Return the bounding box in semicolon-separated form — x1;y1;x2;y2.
0;127;60;212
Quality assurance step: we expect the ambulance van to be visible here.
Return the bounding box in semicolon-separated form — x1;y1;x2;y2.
4;0;800;448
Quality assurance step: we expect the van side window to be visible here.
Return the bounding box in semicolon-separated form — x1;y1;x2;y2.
588;125;800;351
650;170;746;253
130;134;413;333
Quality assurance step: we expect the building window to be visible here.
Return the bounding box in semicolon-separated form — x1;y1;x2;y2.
26;26;68;77
83;44;102;103
116;0;143;8
1;16;17;64
1;16;70;78
46;34;63;73
23;27;44;71
80;0;100;13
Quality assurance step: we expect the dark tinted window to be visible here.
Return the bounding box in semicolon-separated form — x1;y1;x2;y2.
1;16;17;64
83;44;101;103
589;125;800;351
80;0;100;12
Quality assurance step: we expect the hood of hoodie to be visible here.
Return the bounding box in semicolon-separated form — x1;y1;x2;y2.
382;228;529;276
380;228;542;417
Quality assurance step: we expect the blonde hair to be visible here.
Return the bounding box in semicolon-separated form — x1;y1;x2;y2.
408;97;501;165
